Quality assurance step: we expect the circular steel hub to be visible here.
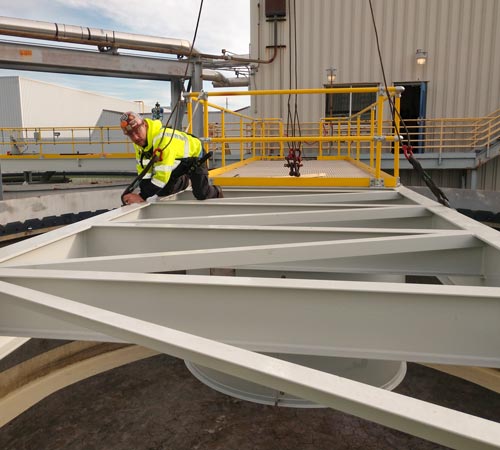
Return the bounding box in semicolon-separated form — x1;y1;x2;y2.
185;354;407;408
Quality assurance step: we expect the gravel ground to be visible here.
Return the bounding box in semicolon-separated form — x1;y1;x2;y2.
1;339;499;450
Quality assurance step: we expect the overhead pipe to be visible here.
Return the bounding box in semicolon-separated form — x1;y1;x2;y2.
212;78;249;88
219;19;280;65
0;15;280;65
202;69;249;88
0;16;197;56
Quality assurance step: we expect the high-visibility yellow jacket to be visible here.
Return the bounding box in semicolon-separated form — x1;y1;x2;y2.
134;119;202;189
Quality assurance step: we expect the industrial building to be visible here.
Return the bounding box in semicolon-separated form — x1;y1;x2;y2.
248;0;500;190
0;76;141;129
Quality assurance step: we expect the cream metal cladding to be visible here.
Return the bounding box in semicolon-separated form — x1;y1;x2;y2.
5;77;141;128
250;0;500;121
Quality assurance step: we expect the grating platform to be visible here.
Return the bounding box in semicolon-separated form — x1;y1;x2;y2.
209;158;395;187
215;159;370;178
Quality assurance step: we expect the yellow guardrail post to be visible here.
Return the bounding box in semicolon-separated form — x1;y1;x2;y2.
100;127;104;155
347;120;352;158
370;108;375;168
248;119;252;161
439;121;444;164
337;120;341;156
279;121;284;158
319;120;324;157
221;111;226;167
203;98;209;153
394;92;401;179
186;100;193;134
375;90;384;181
486;120;492;157
261;121;266;157
356;116;361;161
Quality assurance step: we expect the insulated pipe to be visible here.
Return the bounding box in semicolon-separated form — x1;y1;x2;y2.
202;69;250;87
0;15;278;65
212;78;250;88
0;16;197;56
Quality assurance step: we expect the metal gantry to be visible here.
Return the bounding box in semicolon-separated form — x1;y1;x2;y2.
0;186;500;449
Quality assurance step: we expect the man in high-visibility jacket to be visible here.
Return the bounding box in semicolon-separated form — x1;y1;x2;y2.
120;111;223;204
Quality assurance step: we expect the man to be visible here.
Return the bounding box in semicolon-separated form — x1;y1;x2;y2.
120;111;223;204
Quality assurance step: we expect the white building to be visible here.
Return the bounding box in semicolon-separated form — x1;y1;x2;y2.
0;76;142;128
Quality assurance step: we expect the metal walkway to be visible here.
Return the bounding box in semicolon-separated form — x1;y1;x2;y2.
210;158;396;187
0;186;499;448
215;159;368;178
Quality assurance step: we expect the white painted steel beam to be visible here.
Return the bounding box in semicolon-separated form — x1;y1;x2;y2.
1;269;498;367
208;190;411;204
0;280;499;450
116;205;437;227
116;202;406;219
2;232;482;274
0;224;446;263
241;248;484;278
1;185;499;447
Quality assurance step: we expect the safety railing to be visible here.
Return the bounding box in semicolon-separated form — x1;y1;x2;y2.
1;94;498;177
0;126;135;158
187;87;403;182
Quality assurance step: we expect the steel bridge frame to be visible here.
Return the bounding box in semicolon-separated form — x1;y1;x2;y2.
1;186;499;449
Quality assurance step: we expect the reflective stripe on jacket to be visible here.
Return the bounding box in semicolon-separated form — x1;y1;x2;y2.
134;119;202;188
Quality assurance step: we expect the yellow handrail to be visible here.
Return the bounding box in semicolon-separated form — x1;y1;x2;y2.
1;91;498;186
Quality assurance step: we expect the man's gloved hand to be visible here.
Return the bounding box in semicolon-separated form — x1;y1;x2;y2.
122;192;145;205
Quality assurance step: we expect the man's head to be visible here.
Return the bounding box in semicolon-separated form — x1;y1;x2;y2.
120;111;147;146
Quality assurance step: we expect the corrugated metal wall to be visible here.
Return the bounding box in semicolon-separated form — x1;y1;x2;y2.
0;76;141;128
400;168;465;189
18;77;141;128
250;0;500;121
478;156;500;191
0;77;22;127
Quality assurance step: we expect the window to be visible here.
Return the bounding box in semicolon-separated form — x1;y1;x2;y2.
325;83;377;118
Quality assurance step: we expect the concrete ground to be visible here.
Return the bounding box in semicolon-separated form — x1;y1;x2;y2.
0;339;499;450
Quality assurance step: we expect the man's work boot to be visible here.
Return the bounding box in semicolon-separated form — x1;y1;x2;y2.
216;186;224;198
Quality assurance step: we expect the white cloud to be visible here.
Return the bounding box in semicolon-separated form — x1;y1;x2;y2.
50;0;250;56
0;1;250;110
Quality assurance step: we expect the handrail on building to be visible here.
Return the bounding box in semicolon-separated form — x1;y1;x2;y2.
0;93;498;182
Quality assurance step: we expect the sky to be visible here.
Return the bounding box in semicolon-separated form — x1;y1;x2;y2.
0;0;251;112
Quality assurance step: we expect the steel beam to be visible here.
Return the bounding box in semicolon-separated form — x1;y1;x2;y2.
206;190;411;204
3;232;482;274
0;269;498;367
115;205;436;227
0;224;450;260
115;201;406;218
0;280;498;450
0;42;189;80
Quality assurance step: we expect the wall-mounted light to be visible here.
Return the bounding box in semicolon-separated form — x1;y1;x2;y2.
416;49;428;65
326;67;337;86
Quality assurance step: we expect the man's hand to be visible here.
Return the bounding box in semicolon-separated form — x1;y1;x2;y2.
123;193;145;204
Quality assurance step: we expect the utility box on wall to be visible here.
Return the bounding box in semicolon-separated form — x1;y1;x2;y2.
265;0;286;18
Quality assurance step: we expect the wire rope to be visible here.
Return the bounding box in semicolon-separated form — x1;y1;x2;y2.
120;0;205;204
368;0;449;206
